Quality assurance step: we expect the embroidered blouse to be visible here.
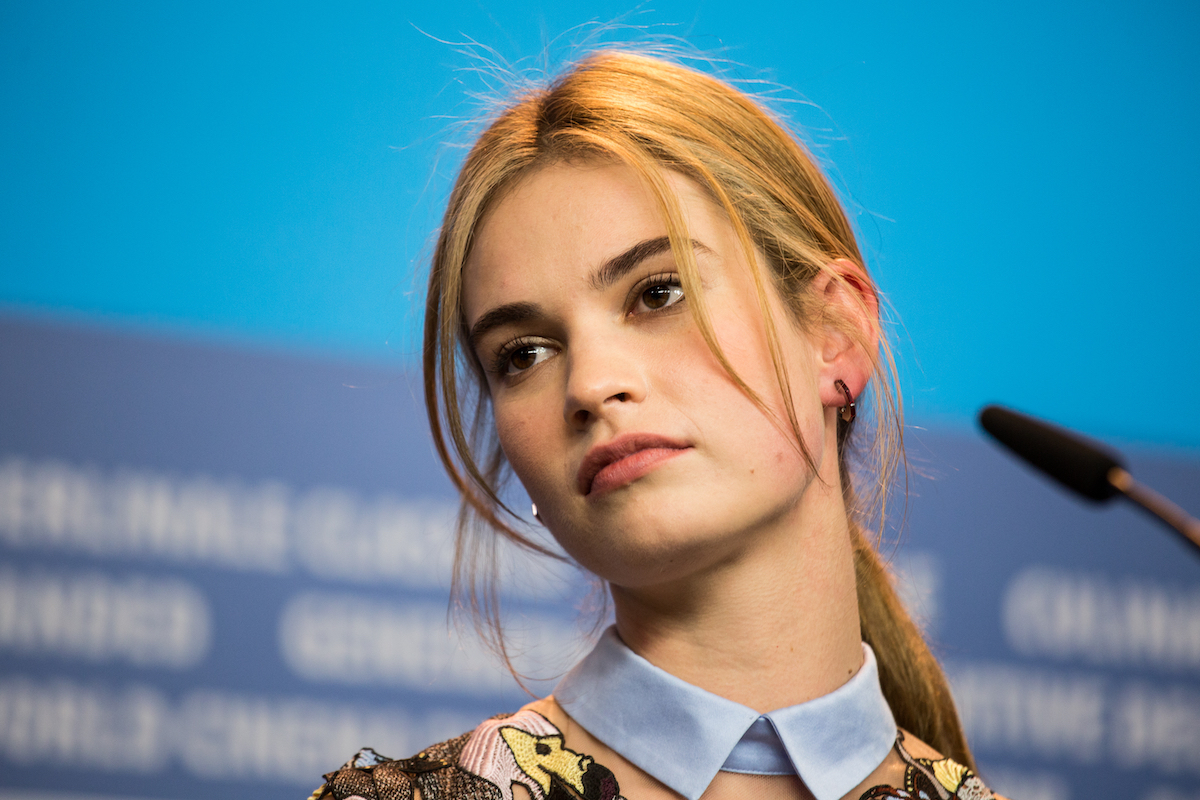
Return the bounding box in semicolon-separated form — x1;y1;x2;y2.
310;629;999;800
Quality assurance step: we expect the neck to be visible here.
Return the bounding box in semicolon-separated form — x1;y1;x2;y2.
609;446;862;713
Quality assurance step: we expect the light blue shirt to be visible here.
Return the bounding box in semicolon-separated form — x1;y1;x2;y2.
554;627;897;800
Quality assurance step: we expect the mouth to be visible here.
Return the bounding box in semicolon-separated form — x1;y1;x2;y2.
577;433;691;497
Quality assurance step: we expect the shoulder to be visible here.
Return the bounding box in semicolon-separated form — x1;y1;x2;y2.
308;715;505;800
308;705;626;800
853;730;1010;800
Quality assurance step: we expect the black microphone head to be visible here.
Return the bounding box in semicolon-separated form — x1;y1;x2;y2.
978;405;1125;502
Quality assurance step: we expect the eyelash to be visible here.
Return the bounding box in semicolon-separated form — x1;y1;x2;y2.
489;272;687;377
629;272;686;314
490;336;548;377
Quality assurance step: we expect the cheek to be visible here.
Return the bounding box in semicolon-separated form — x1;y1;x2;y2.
493;398;560;499
658;310;783;419
494;404;535;466
663;310;826;475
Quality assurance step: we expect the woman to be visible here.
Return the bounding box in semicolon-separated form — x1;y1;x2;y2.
312;50;1003;800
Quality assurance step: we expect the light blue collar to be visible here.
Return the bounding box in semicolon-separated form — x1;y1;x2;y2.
553;627;896;800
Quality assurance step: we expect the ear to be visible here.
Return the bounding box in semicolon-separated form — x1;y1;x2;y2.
812;258;880;411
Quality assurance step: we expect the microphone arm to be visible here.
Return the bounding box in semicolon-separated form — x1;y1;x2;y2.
979;405;1200;555
1105;466;1200;550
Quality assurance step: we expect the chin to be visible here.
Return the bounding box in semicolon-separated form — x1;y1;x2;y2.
560;506;749;588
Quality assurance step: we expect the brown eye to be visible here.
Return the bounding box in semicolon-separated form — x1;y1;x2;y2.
510;347;537;370
503;343;552;375
643;284;671;309
636;279;684;312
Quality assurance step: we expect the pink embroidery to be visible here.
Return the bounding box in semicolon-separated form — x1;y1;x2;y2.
458;710;562;800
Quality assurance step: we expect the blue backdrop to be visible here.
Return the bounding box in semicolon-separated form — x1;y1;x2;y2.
1;3;1198;800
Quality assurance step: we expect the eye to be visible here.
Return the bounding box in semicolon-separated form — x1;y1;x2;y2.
633;275;685;313
496;340;554;376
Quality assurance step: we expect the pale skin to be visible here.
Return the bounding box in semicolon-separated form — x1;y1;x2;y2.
459;160;948;800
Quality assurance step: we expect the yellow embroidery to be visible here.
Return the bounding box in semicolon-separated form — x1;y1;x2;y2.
499;727;592;795
932;758;969;792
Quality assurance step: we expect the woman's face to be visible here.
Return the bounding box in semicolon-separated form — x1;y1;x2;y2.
462;161;843;590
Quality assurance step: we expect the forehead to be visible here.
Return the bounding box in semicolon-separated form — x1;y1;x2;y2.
480;160;660;249
461;161;722;323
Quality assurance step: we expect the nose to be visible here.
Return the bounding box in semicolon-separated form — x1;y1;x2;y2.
563;336;649;430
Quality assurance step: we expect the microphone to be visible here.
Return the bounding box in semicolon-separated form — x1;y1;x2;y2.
979;405;1200;554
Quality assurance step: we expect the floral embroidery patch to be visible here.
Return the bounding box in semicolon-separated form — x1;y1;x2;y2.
459;709;624;800
859;731;994;800
311;715;996;800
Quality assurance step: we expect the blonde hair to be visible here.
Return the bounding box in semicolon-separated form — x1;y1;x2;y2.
423;50;974;767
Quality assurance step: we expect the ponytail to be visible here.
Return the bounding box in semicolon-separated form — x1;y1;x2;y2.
851;522;975;769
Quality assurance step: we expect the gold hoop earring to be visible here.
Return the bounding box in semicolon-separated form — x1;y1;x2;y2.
835;379;856;423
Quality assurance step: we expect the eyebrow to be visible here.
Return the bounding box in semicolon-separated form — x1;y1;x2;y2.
590;235;674;290
467;301;541;353
467;236;710;350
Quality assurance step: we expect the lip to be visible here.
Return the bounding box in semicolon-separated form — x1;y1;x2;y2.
577;433;692;497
